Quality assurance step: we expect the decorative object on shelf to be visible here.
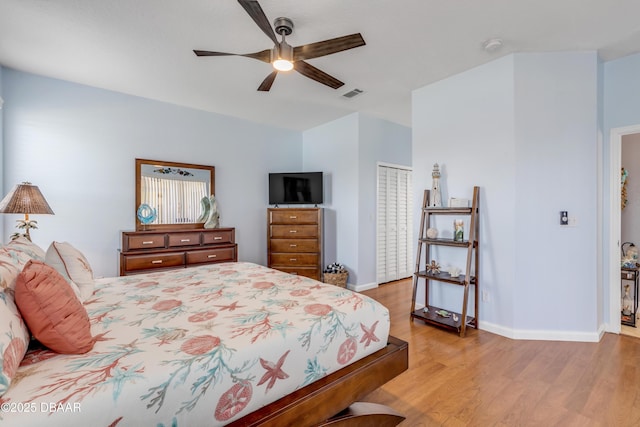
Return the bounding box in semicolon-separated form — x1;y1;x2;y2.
323;263;348;287
137;203;157;230
0;182;55;241
426;260;441;274
426;228;438;239
430;163;442;207
452;314;459;322
435;309;451;318
622;284;633;316
198;195;220;229
449;197;469;208
621;242;639;268
453;219;464;242
622;168;629;210
449;267;461;278
423;306;429;313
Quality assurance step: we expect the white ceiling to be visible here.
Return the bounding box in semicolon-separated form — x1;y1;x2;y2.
1;0;640;131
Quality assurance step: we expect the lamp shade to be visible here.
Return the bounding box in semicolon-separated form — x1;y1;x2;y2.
0;182;54;215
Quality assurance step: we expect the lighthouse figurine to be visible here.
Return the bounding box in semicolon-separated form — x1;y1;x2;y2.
430;163;442;207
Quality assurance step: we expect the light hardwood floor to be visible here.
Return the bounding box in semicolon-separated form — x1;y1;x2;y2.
361;279;640;426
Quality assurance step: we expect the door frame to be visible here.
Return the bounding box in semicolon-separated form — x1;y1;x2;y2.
608;124;640;332
376;162;413;285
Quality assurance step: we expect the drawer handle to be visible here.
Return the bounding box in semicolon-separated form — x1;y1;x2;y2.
207;254;217;258
214;236;223;240
151;260;163;264
180;239;191;242
142;241;154;245
290;244;298;247
289;230;297;233
290;258;297;262
290;216;297;219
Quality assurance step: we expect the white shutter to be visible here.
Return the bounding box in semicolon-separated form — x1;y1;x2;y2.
377;165;413;284
377;167;388;283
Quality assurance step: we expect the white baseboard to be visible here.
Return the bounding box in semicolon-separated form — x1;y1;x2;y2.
349;282;378;292
479;320;605;342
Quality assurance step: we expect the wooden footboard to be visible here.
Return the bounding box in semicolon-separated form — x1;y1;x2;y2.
229;335;409;427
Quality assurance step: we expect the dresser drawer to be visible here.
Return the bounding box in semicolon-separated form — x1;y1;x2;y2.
202;230;234;245
187;246;237;265
126;234;165;250
270;253;318;266
274;267;321;280
270;239;319;253
168;233;201;247
270;225;318;239
269;210;319;225
124;252;185;272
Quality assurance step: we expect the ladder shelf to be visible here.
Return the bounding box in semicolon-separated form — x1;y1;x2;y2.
410;186;480;337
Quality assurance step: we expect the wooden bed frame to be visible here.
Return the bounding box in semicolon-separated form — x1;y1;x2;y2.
230;335;409;427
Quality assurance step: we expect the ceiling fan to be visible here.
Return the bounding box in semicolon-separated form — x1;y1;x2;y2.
193;0;366;92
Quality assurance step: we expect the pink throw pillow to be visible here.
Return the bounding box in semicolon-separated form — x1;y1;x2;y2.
15;260;95;354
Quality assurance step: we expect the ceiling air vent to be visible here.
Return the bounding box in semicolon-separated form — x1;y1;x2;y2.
342;88;364;99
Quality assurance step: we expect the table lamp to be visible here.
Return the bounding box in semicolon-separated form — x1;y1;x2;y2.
0;182;55;241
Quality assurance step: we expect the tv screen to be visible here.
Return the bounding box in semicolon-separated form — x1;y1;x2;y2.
269;172;323;205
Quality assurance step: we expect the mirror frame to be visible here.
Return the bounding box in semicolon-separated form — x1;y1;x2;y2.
135;158;215;231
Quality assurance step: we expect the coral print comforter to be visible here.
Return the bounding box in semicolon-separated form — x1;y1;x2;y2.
1;262;390;426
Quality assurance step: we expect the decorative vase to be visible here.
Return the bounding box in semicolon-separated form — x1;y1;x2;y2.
204;195;220;229
137;204;157;230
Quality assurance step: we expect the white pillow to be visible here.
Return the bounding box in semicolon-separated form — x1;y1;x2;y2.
45;242;94;301
6;237;46;262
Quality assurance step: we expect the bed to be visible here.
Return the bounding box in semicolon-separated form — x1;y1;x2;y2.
0;238;407;426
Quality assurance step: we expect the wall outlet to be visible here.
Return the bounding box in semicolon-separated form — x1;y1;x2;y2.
482;290;489;302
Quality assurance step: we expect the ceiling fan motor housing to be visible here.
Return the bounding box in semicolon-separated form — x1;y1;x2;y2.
273;17;293;36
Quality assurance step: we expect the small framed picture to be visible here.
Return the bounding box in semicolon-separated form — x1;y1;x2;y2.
454;219;464;241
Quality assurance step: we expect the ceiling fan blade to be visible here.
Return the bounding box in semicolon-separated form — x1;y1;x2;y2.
193;50;235;57
293;33;365;61
258;70;278;91
238;0;277;44
194;49;271;63
294;61;344;89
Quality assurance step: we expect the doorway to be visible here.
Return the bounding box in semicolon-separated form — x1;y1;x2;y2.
609;124;640;335
376;163;413;284
619;131;640;337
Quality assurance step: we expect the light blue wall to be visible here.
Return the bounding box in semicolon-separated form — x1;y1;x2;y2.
302;113;411;286
302;114;360;280
1;68;302;277
413;55;517;331
357;114;411;285
413;52;600;340
512;52;599;333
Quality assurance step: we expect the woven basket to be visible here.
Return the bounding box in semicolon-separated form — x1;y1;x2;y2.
324;272;348;287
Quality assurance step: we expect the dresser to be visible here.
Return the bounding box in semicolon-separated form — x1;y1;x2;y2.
120;228;237;276
267;208;323;281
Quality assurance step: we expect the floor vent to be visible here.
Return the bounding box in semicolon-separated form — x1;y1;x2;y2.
342;88;364;99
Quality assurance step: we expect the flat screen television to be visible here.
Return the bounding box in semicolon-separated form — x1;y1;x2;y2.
269;172;323;205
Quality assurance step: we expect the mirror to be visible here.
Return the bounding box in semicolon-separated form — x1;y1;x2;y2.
135;159;215;231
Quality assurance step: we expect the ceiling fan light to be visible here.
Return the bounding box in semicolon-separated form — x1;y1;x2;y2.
273;58;294;71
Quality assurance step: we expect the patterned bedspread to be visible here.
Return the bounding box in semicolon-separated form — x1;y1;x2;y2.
1;262;390;426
